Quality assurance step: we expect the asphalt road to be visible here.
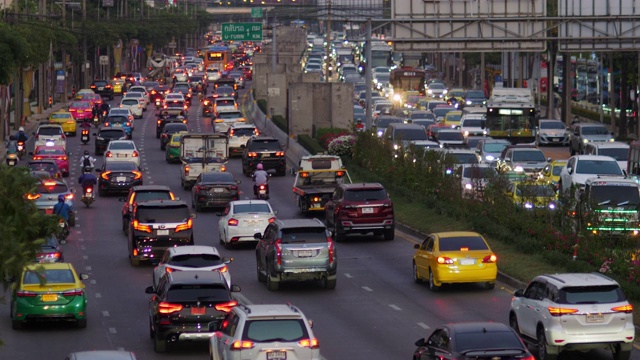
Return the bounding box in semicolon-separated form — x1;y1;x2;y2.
0;84;637;360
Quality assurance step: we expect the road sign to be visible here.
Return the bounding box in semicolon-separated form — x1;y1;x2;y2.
222;23;263;41
168;41;177;49
251;7;262;18
99;55;109;65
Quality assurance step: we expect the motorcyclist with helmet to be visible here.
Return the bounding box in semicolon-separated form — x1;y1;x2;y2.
16;126;28;143
53;194;72;238
78;166;98;192
79;150;96;169
253;163;269;199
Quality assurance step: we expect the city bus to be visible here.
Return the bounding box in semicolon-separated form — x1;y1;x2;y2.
485;87;536;143
390;67;426;98
203;45;232;72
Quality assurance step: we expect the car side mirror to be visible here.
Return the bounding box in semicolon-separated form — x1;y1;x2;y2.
567;167;573;174
253;232;262;240
308;319;313;328
230;284;241;292
79;273;89;280
191;213;198;219
236;180;241;185
547;157;552;162
415;338;426;347
513;289;524;297
273;210;278;215
413;243;420;249
144;286;155;294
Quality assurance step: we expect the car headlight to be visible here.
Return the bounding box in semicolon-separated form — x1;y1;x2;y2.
428;89;433;94
583;139;588;144
464;131;469;136
445;168;453;175
524;202;534;209
393;144;399;150
609;138;615;142
514;166;524;172
377;130;384;137
548;203;556;210
393;94;402;102
466;100;472;105
485;155;494;161
442;89;448;94
464;183;473;190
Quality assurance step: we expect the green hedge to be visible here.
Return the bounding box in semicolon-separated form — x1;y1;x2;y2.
298;134;325;155
257;99;267;114
272;115;288;133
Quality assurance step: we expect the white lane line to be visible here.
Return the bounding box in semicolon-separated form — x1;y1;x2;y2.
389;304;401;311
344;273;353;278
90;280;96;285
80;245;86;250
85;266;92;271
362;286;373;292
95;293;102;298
78;238;84;242
417;322;430;329
109;327;117;334
75;230;82;234
82;255;88;260
102;311;110;317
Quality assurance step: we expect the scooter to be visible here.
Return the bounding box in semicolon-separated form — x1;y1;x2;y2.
155;99;162;109
16;141;25;158
93;115;100;128
6;152;18;166
81;186;95;208
81;128;90;144
58;219;70;240
255;183;269;200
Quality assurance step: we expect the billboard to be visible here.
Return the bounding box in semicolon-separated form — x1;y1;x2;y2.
559;0;640;51
316;0;386;21
391;0;546;52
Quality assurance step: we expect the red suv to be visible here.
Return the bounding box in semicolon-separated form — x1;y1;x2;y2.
324;183;394;241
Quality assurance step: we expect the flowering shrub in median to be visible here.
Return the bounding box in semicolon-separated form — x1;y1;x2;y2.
328;135;356;158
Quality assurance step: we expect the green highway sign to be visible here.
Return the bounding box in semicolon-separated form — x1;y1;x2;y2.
251;7;262;18
222;23;263;41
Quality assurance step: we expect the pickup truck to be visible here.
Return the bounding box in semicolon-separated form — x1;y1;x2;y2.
292;155;352;214
180;133;229;190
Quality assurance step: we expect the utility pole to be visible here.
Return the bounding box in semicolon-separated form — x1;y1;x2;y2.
13;0;23;131
62;0;67;101
83;0;88;88
365;18;372;130
324;0;332;82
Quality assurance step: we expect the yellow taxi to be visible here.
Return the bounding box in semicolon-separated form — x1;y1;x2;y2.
443;110;463;129
48;110;77;136
111;79;125;95
74;88;94;100
165;131;188;163
412;231;497;291
448;88;466;103
540;159;567;185
507;178;558;210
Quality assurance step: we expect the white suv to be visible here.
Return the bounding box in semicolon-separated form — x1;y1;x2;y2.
509;273;635;360
210;304;320;360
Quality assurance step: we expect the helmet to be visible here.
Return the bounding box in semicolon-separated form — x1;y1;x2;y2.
84;150;90;156
18;126;24;132
256;163;263;170
58;195;65;202
83;166;93;173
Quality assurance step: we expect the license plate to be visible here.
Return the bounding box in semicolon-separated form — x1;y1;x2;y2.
117;154;126;157
459;258;476;265
8;160;15;165
190;307;206;315
213;188;223;193
586;313;604;323
42;294;58;302
98;87;104;90
259;189;266;195
114;124;122;127
45;209;53;215
297;250;313;257
552;138;559;142
267;351;287;360
262;153;271;158
362;207;374;214
116;176;126;182
157;229;169;236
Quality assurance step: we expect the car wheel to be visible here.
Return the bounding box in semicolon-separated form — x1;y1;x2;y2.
613;345;632;360
257;264;266;283
324;277;337;290
76;318;87;329
266;264;279;291
383;229;394;241
130;255;140;267
509;313;521;336
428;269;440;292
537;327;558;360
149;318;155;339
485;282;495;290
413;262;422;283
154;332;167;353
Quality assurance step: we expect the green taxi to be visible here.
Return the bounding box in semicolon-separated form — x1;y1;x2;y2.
165;131;188;163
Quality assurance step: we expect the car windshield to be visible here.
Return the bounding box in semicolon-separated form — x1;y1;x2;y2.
280;227;327;244
231;127;256;136
164;124;188;132
540;121;565;130
394;128;428;140
190;76;203;82
166;284;231;303
512;150;546;162
462;119;484;127
377;118;403;128
598;148;628;161
217;86;234;94
582;126;610;135
105;162;138;171
23;269;75;284
100;130;126;138
516;184;556;197
344;188;387;201
466;90;485;98
108;116;128;124
136;206;190;223
462;167;496;178
590;185;640;206
575;160;622;175
446;113;462;121
483;142;509;153
216;99;235;106
168;254;223;267
217;112;242;119
411;113;435;120
135;191;172;202
558;285;626;304
249;140;281;151
122;99;138;106
70;102;90;108
243;319;308;342
455;330;524;353
439;236;489;251
438;132;464;141
233;203;272;214
50;113;72;120
94;81;108;87
38;127;62;136
433;108;455;117
37;182;68;194
201;172;234;182
109;142;134;150
450;153;479;164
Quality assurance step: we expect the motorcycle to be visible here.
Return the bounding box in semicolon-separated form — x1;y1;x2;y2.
16;141;25;158
81;128;90;144
354;120;365;132
81;186;95;208
58;219;70;240
6;152;18;166
256;183;269;200
93;115;100;127
155;99;162;109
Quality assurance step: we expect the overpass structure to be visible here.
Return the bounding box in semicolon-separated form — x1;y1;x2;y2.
206;6;274;15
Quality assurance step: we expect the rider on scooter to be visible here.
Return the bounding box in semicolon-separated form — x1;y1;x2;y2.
253;163;269;199
16;126;28;143
79;150;96;169
78;166;98;193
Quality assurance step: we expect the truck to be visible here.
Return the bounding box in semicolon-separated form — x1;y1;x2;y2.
292;155;352;214
180;133;229;190
576;177;640;235
146;52;172;83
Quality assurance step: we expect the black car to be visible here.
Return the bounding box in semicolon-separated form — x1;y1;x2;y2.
120;185;176;235
160;123;189;150
212;85;237;100
241;136;286;176
156;113;187;138
412;322;534;360
214;77;237;91
145;271;240;353
94;128;127;155
90;79;114;100
160;99;188;117
188;74;207;92
36;234;65;263
97;161;143;196
191;172;240;212
171;83;193;105
128;200;194;266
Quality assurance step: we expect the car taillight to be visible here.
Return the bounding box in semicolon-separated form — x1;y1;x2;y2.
275;151;285;157
228;218;239;226
65;193;74;200
37;251;61;260
126;122;131;127
327;236;334;264
214;300;238;313
16;290;37;297
105;151;113;157
165;267;177;273
184;165;190;176
230;340;254;350
69;109;76;112
175;218;193;232
157;120;162;125
437;256;454;264
228;185;238;191
612;304;634;313
32;156;42;160
26;193;41;200
275;239;282;265
268;217;276;223
221;165;226;172
158;301;183;314
104;122;110;126
218;266;228;273
248;152;257;158
547;306;579;316
63;289;84;296
132;150;139;157
298;338;319;349
132;219;152;233
229;129;234;137
482;254;497;263
132;171;142;180
101;171;111;180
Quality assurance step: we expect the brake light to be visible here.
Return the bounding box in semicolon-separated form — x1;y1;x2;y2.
230;340;254;350
132;150;139;157
105;151;113;157
268;217;276;223
228;218;239;226
248;152;257;157
300;172;309;178
85;187;93;193
548;306;579;316
218;265;228;273
16;290;37;297
37;251;61;260
437;256;454;264
229;129;234;137
132;171;142;180
221;165;226;172
69;108;76;112
612;304;634;313
259;184;266;190
165;267;176;273
44;181;57;186
482;254;497;263
175;218;193;232
104;122;110;126
275;151;284;157
298;338;319;349
63;289;84;296
65;193;74;200
184;165;190;176
327;236;334;264
26;193;41;200
158;302;183;314
275;239;282;265
100;171;112;180
32;155;43;160
214;300;238;313
336;170;345;177
132;219;152;233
